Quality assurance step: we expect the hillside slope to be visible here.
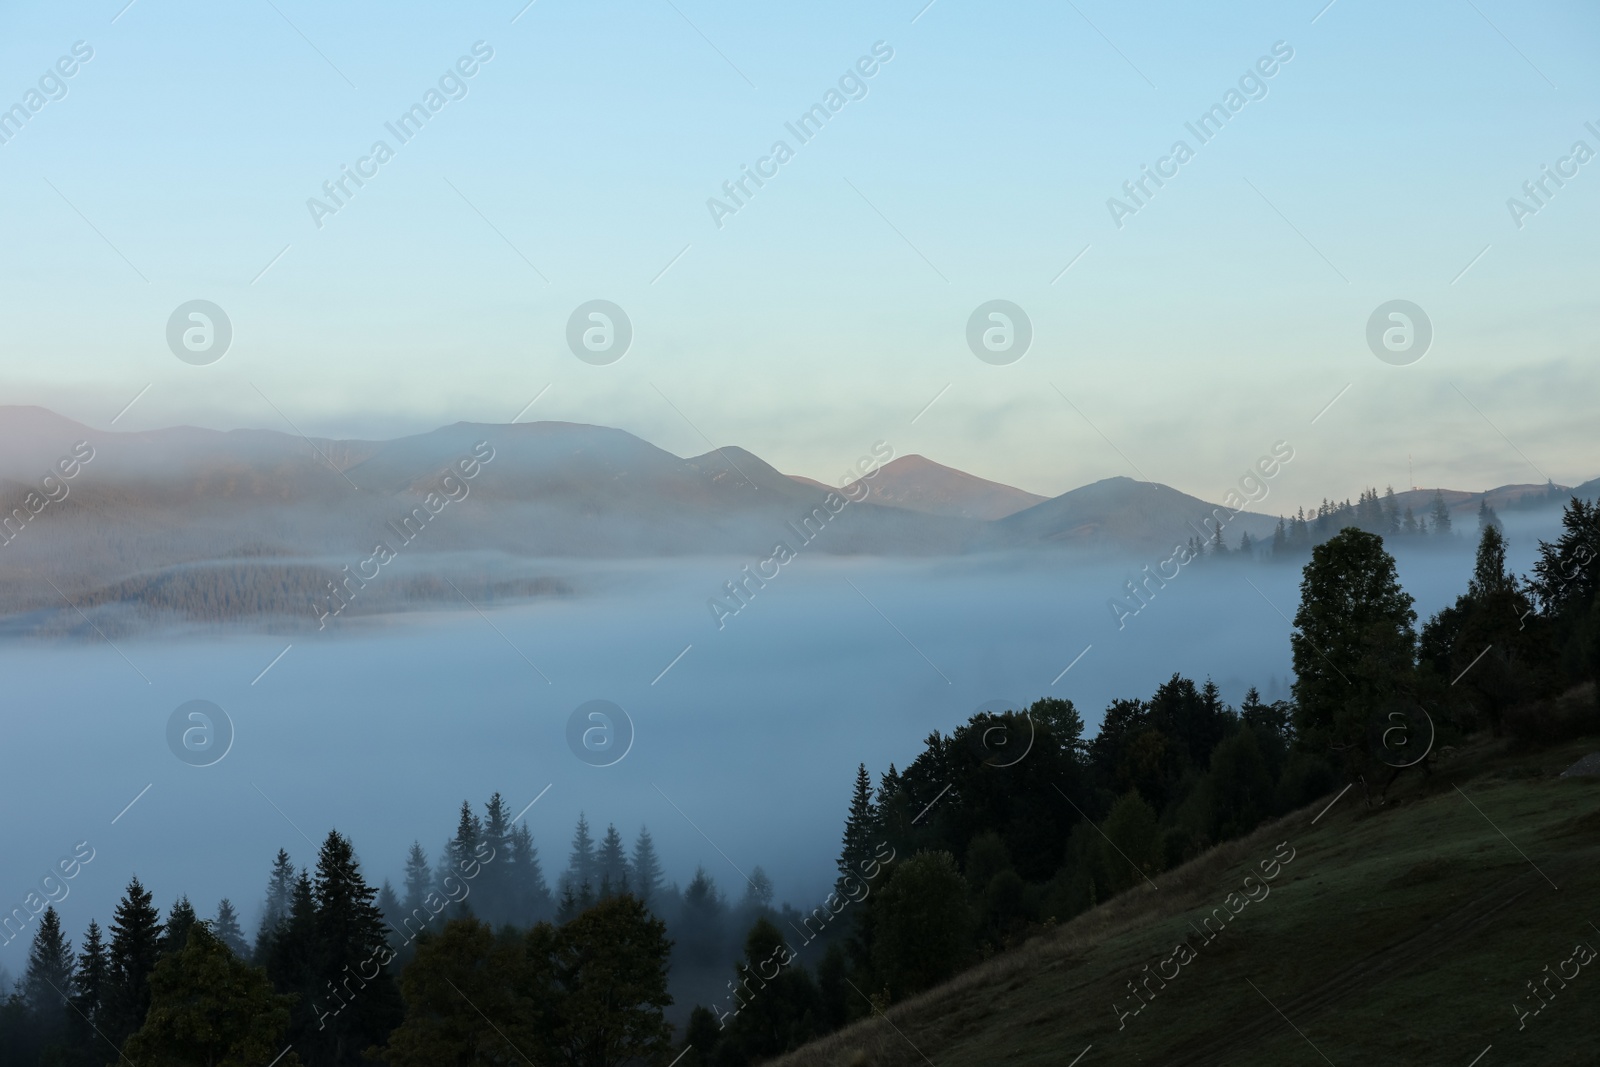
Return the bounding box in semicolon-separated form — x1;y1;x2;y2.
769;735;1600;1067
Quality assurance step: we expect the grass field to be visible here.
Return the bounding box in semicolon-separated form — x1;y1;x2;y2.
768;731;1600;1067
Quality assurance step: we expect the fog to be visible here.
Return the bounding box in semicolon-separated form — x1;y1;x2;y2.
0;509;1561;971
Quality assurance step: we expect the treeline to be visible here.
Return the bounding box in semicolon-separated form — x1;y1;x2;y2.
3;500;1594;1067
1200;487;1515;561
682;495;1600;1066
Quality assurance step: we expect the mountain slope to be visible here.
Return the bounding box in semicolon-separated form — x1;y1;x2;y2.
766;734;1600;1067
992;476;1280;553
807;455;1047;521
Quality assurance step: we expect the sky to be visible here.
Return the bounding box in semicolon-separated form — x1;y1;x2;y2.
0;0;1596;512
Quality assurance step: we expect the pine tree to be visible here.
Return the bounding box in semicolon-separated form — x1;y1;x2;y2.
1478;498;1503;534
255;849;296;960
630;827;663;909
309;830;403;1065
1239;531;1254;558
160;895;198;956
23;906;73;1020
1271;518;1287;558
71;918;108;1029
213;899;249;960
265;869;320;1044
1402;505;1418;535
739;867;775;912
104;876;164;1045
1430;490;1453;536
597;823;629;897
510;823;553;921
566;813;597;894
837;764;879;891
401;842;431;920
445;801;482;885
1382;486;1400;532
376;882;403;942
479;793;515;923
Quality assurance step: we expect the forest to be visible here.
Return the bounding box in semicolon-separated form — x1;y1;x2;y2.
0;495;1595;1066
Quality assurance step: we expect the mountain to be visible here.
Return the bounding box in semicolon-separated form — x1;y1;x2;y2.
0;405;1591;632
798;455;1047;521
992;476;1281;553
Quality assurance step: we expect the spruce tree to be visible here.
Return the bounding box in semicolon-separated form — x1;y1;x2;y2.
309;830;403;1065
213;899;250;960
23;906;73;1021
401;842;432;920
566;813;596;894
1430;490;1453;536
837;763;879;891
267;869;320;1044
255;849;296;960
104;876;163;1045
630;827;663;909
509;822;553;922
160;895;198;956
69;917;109;1061
480;793;515;922
596;823;629;896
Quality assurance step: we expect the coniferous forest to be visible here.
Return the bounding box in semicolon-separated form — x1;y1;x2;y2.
1;497;1595;1066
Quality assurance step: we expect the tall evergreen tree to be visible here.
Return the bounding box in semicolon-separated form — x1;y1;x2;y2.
309;830;404;1066
69;921;109;1062
510;823;553;922
255;849;296;960
23;906;73;1024
213;898;250;960
596;823;629;897
630;827;663;909
266;870;320;1049
401;842;432;919
71;918;108;1032
566;813;597;894
837;764;879;890
1430;490;1453;536
104;876;163;1046
446;801;483;886
159;895;198;956
1478;498;1503;534
479;793;515;923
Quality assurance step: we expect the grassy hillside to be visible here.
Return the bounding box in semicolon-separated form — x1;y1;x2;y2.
769;731;1600;1067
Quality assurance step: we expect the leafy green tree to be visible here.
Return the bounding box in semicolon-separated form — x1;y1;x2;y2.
714;918;821;1064
1291;528;1417;771
1203;728;1276;839
544;894;674;1067
104;876;163;1045
123;924;301;1067
1100;792;1161;894
870;851;973;999
378;918;531;1066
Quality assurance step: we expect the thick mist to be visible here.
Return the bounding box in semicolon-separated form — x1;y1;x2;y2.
0;512;1560;974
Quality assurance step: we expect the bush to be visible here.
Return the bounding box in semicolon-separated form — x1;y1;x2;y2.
1504;684;1600;743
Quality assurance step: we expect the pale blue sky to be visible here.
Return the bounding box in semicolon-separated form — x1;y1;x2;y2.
1;0;1595;508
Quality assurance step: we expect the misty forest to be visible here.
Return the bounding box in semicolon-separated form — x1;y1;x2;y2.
2;494;1596;1065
